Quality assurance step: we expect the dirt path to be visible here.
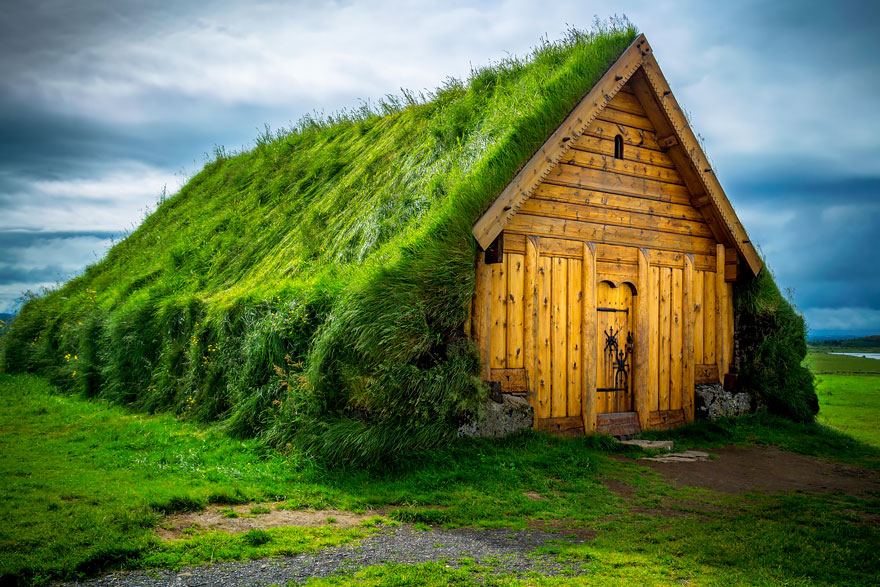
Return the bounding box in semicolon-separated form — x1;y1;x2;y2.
633;445;880;495
61;527;586;587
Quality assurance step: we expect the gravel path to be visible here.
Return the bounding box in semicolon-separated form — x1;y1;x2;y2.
61;527;587;586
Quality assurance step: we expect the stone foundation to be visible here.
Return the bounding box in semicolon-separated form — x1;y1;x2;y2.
694;383;751;420
458;394;534;438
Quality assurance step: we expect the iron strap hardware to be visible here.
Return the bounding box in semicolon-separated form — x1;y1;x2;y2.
597;326;633;393
597;307;628;313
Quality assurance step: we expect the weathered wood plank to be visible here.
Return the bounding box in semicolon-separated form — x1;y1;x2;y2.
703;271;716;365
473;253;492;381
472;35;647;249
607;89;650;116
596;412;641;436
658;267;671;412
716;243;727;382
506;253;525;369
533;182;705;221
583;117;663;151
582;243;598;433
571;135;676;169
670;267;683;411
566;258;583;418
535;415;584;437
547;162;692;203
490;259;507;368
634;248;651;430
523;237;539;406
536;256;552;419
695;363;719;384
647;409;685;431
649;265;660;412
521;195;713;238
694;269;704;363
682;255;695;423
551;257;568;418
596;106;657;133
489;368;530;393
726;281;735;377
505;214;717;256
559;149;685;185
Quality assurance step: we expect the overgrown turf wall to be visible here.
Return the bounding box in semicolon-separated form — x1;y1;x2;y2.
735;266;818;422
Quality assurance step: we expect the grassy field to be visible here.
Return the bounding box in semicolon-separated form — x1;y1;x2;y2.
806;351;880;448
1;373;879;586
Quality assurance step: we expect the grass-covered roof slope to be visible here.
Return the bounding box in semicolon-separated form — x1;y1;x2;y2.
3;24;640;463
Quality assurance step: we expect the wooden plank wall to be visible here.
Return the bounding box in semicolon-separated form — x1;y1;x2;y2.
471;80;735;433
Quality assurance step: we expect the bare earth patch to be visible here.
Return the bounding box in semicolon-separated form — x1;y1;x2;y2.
633;445;880;495
157;504;383;540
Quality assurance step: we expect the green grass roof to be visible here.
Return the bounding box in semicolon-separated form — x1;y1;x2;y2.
5;25;646;463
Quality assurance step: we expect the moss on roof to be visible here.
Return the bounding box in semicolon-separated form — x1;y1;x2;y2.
4;24;646;463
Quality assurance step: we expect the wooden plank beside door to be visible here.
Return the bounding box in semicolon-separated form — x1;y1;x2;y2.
716;244;727;383
634;248;650;430
472;253;492;381
682;254;695;423
523;237;539;412
582;242;597;433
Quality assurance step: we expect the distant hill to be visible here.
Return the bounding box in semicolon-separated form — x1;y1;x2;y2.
810;334;880;350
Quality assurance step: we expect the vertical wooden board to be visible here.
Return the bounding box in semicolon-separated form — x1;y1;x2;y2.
694;270;704;363
490;259;507;368
536;256;552;419
649;266;660;412
658;267;672;412
670;268;683;411
506;253;525;369
716;244;727;380
582;243;597;433
551;257;568;418
634;249;651;430
726;282;735;374
682;255;695;423
620;284;635;413
473;253;493;381
704;271;716;366
567;258;583;418
524;237;539;403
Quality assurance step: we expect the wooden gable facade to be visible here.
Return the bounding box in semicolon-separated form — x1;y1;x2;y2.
469;35;761;436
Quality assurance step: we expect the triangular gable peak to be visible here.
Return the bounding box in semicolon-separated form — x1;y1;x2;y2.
472;34;762;276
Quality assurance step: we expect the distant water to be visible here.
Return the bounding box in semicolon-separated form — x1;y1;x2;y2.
830;352;880;360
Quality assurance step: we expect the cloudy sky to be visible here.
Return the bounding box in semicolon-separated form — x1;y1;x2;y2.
1;0;878;336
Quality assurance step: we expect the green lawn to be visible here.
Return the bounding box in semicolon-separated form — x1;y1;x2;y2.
1;373;879;586
807;351;880;448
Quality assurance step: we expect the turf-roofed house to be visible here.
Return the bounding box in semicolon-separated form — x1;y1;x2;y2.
6;25;813;463
470;34;761;437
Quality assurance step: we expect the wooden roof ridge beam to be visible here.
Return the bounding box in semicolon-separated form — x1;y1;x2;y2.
471;34;650;250
635;55;762;275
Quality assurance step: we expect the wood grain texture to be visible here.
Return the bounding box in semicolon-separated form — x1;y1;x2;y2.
490;260;507;368
567;258;583;418
506;253;525;369
559;149;685;185
703;271;716;366
694;269;704;362
551;257;568;418
523;237;539;408
670;267;683;411
582;242;597;433
634;248;651;429
536;256;552;419
658;267;671;411
572;135;675;168
716;243;727;381
533;182;705;221
682;255;695;423
649;265;660;412
546;162;691;203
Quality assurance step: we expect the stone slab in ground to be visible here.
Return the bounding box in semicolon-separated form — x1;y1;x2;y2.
620;439;674;451
643;450;710;463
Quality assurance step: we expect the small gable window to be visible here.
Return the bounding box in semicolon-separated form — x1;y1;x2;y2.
614;134;624;159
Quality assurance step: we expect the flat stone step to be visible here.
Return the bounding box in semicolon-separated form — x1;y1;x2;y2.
620;439;674;451
643;450;710;463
